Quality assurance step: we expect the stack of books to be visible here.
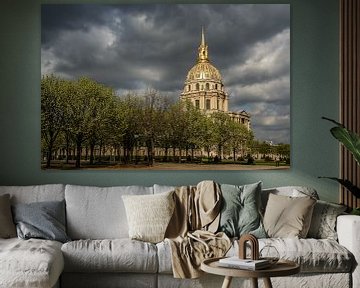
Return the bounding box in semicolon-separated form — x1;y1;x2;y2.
218;257;271;270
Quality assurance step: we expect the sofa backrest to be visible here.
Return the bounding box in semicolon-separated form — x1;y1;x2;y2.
261;186;319;212
65;184;153;240
0;184;65;204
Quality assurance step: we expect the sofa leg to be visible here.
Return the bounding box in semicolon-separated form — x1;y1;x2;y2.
221;276;232;288
263;277;273;288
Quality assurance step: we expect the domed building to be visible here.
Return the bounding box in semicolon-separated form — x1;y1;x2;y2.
180;28;251;130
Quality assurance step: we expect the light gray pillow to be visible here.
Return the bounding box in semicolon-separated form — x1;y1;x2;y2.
307;200;347;240
0;194;16;238
263;193;316;238
12;200;70;243
218;182;266;238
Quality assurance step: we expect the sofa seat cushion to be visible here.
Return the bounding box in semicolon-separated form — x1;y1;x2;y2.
227;238;354;273
61;239;158;273
157;238;354;274
0;238;64;288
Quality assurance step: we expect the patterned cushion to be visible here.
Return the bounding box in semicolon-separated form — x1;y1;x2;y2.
307;200;347;240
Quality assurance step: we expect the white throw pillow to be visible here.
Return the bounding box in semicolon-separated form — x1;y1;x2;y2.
122;191;175;243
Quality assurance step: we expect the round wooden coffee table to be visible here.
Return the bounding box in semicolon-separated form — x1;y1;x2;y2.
201;257;300;288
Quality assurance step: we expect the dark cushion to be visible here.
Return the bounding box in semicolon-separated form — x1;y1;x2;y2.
12;200;70;243
0;194;17;238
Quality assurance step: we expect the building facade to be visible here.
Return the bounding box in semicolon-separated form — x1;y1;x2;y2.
180;28;251;129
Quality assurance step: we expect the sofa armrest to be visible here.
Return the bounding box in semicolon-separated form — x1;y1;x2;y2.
337;215;360;288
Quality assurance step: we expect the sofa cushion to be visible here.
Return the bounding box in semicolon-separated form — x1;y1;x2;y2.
224;238;354;274
12;200;70;243
0;184;65;204
65;185;153;239
153;184;176;194
0;194;16;238
263;193;316;238
0;238;64;288
61;239;158;273
157;237;353;274
122;191;175;243
218;182;266;238
307;200;347;240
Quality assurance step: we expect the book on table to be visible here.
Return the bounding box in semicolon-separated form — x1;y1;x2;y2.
218;257;271;270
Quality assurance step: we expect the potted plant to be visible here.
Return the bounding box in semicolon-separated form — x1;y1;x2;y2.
320;117;360;215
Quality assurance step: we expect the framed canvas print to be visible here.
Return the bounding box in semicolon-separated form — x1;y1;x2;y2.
41;4;290;170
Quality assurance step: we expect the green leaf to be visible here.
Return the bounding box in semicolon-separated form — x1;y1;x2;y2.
322;117;360;165
330;127;360;165
318;177;360;198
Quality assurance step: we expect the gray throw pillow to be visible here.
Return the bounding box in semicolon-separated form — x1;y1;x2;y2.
218;182;266;238
307;200;347;240
0;194;17;238
12;200;70;243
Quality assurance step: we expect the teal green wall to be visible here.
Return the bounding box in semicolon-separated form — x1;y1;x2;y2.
0;0;340;203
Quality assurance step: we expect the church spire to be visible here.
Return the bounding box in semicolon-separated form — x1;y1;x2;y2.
201;26;205;46
198;26;209;63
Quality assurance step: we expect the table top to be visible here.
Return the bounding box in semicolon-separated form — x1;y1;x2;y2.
201;257;300;278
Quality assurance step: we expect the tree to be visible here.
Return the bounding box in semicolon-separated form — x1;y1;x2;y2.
275;143;290;160
210;112;234;160
41;75;67;168
227;121;253;163
86;85;117;165
139;90;169;166
62;77;116;168
119;93;144;164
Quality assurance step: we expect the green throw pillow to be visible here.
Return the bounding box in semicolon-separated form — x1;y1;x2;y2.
218;182;266;238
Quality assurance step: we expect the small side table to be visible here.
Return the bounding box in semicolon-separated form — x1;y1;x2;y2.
201;257;300;288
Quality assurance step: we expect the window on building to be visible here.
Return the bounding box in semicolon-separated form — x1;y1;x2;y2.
188;85;191;91
205;83;210;90
195;100;200;109
206;99;211;110
196;83;199;91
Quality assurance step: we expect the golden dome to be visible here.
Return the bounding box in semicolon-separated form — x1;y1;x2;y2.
185;27;223;83
186;62;222;82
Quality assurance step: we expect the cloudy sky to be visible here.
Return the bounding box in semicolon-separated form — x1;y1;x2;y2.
41;4;290;144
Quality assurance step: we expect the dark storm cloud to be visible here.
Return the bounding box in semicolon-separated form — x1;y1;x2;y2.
41;4;290;143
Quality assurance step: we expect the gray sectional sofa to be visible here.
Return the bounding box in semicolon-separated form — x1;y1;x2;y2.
0;183;359;288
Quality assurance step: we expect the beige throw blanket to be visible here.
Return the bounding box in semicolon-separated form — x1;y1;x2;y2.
165;181;231;279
